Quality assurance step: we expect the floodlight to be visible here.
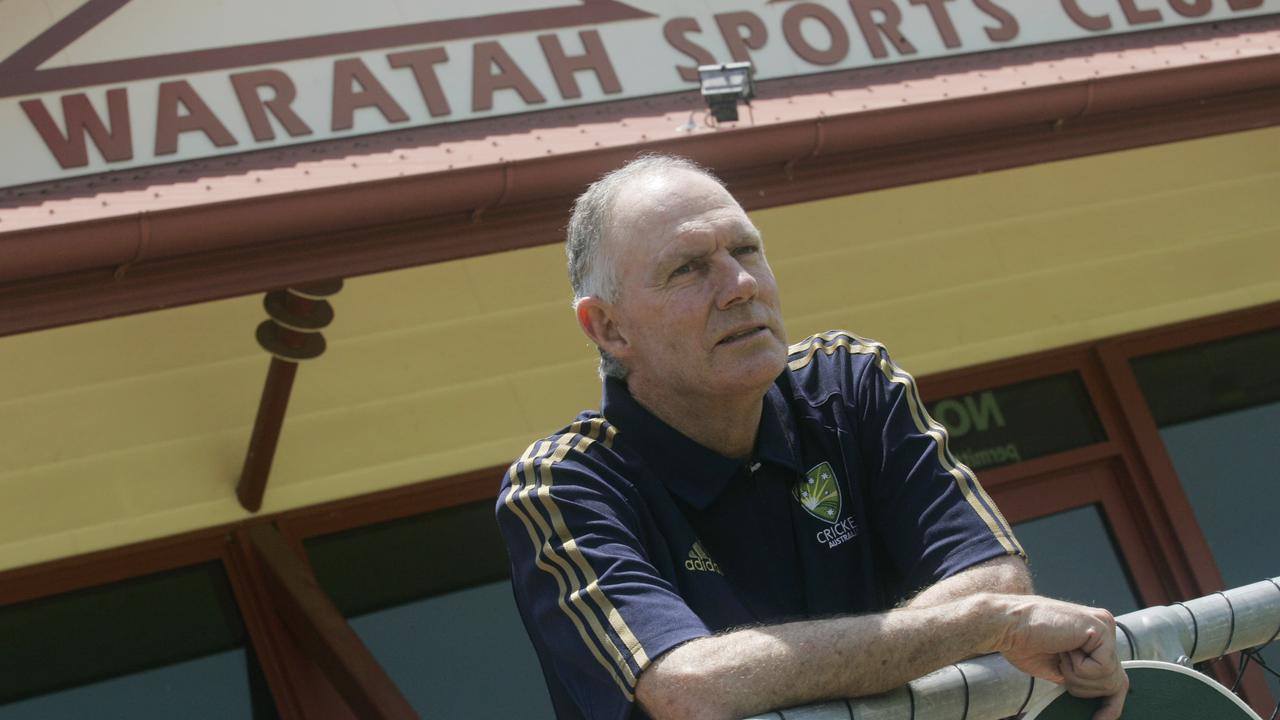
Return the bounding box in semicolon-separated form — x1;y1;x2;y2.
698;61;754;123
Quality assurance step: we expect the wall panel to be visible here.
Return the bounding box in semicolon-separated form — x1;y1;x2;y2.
1;127;1277;571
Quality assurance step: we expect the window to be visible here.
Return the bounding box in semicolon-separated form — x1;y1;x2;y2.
1130;327;1280;698
303;500;555;719
0;562;277;719
1013;505;1141;615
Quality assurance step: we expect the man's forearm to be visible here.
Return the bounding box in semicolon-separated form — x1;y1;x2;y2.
636;593;1012;720
907;555;1033;609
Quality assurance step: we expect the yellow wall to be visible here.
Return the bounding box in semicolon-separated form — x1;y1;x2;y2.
1;126;1277;572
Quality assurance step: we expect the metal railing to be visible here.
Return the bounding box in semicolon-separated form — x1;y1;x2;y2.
746;577;1280;720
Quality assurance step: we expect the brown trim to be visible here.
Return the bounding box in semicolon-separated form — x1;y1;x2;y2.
1097;300;1280;357
232;526;361;719
0;0;655;98
276;465;504;541
223;528;308;720
917;343;1097;402
246;523;417;720
1089;350;1216;600
3;72;1278;338
969;442;1118;491
0;524;232;605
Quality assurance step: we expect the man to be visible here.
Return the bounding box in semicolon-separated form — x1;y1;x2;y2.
496;155;1128;720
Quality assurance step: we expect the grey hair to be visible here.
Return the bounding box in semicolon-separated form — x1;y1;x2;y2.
566;154;725;380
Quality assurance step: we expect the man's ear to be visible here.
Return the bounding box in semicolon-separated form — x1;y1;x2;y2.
576;297;629;358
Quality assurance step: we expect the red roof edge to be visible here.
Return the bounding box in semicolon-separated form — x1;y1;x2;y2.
0;51;1278;336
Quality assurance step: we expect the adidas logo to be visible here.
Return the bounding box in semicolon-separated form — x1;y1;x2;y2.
684;542;723;575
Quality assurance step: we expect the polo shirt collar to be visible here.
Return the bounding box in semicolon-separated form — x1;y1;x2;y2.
600;377;801;510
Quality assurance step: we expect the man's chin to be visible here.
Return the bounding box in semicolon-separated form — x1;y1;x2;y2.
714;348;788;389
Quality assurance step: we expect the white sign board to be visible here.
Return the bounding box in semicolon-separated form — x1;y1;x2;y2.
2;0;1277;188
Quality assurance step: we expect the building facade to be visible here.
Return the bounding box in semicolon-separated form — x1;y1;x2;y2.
2;2;1279;717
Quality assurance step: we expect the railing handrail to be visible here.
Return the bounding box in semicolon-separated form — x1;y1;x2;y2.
745;576;1280;720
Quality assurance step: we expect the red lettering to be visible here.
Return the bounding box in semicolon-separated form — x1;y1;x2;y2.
663;17;716;83
154;80;235;156
537;30;621;100
331;58;409;132
1061;0;1112;31
388;47;452;117
472;41;547;112
714;11;768;63
782;3;850;66
974;0;1019;42
1167;0;1211;16
21;89;133;169
909;0;962;49
230;69;312;142
1119;0;1162;23
849;0;918;59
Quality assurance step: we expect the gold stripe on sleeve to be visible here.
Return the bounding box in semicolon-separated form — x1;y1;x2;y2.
502;431;636;699
533;419;650;667
506;417;653;698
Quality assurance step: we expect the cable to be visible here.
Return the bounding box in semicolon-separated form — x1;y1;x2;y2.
1014;676;1036;719
1115;619;1138;661
1230;651;1250;693
1217;591;1237;658
1175;601;1200;661
1243;647;1280;680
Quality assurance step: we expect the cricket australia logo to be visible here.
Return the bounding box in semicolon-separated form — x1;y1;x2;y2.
795;462;842;523
795;461;858;549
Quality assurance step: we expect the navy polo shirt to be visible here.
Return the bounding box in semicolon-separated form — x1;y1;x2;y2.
496;331;1024;720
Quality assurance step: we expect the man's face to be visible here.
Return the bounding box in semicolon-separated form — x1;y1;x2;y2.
601;169;788;400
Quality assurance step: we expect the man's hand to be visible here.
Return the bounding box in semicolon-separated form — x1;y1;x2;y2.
996;596;1129;720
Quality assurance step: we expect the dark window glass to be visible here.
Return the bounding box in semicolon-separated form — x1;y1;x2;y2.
0;562;277;718
306;500;510;617
305;500;554;719
1013;505;1140;615
1131;327;1280;427
1132;327;1280;699
927;372;1106;471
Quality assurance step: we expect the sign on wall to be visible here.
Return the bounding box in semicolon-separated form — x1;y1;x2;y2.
928;373;1106;471
3;0;1277;189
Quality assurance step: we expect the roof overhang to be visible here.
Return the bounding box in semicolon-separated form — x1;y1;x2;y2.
1;16;1278;338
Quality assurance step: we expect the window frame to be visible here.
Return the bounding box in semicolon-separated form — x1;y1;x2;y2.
3;303;1277;717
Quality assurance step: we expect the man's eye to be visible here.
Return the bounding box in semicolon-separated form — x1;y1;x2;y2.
669;263;692;278
732;245;759;257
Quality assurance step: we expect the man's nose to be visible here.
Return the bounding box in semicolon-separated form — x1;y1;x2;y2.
715;256;758;309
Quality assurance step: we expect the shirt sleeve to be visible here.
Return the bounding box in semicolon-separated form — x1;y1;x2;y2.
495;423;711;720
851;341;1026;596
